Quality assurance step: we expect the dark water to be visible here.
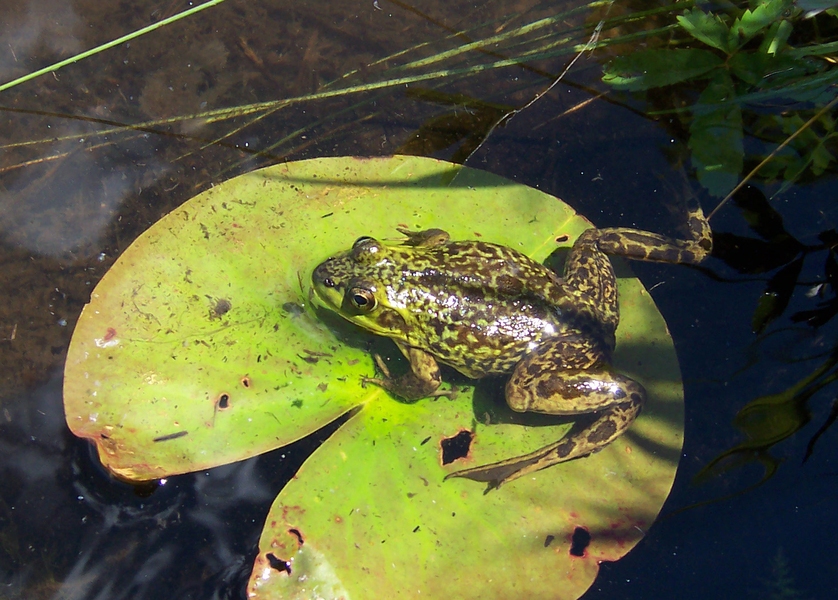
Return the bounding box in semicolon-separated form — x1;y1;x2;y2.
1;0;836;598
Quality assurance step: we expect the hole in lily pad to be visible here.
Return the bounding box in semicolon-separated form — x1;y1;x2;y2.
216;393;230;410
240;375;251;388
266;553;291;574
440;430;474;465
570;527;591;557
288;528;304;546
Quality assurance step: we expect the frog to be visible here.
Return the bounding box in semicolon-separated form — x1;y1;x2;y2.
310;204;712;487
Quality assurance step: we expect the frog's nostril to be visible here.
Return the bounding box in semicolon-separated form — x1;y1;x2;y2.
323;277;335;288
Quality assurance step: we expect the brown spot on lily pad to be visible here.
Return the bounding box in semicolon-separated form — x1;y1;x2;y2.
209;297;232;318
153;430;188;442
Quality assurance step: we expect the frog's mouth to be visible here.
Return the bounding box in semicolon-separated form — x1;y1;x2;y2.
310;273;342;313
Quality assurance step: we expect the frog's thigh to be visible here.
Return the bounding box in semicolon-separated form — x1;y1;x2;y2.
505;335;645;415
401;343;443;387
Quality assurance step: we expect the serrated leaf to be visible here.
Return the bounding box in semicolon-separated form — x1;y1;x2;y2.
603;49;722;91
811;142;835;174
765;19;794;54
677;7;731;52
729;0;791;49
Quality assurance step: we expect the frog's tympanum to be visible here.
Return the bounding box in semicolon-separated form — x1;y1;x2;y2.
311;205;711;487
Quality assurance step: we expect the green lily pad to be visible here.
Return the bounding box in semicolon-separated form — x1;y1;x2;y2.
63;156;684;598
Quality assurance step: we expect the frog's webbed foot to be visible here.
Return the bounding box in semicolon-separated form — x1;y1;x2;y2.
445;400;642;488
363;347;454;401
396;228;450;247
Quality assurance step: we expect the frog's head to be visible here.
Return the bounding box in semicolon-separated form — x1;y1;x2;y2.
311;236;411;341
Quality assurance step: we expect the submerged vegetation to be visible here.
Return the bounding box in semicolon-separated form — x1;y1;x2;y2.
602;0;837;197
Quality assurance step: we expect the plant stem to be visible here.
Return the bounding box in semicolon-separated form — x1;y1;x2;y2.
0;0;228;93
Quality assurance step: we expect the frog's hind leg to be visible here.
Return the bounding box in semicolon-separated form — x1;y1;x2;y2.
445;399;642;488
596;202;712;265
445;335;644;487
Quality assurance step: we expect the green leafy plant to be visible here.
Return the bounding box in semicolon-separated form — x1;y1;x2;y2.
602;0;838;196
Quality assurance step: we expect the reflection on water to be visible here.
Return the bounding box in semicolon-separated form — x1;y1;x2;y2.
0;0;82;81
1;0;836;598
0;139;164;255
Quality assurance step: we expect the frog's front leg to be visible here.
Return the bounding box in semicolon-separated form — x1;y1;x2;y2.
446;335;644;487
364;341;453;401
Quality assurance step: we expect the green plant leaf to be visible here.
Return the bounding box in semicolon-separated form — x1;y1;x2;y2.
677;7;731;52
797;0;838;17
63;163;383;479
696;349;837;487
729;0;791;49
603;48;723;90
728;52;771;85
764;18;794;55
689;72;744;196
64;156;685;598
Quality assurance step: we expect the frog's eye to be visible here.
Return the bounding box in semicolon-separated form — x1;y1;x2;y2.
351;237;381;258
346;287;376;313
